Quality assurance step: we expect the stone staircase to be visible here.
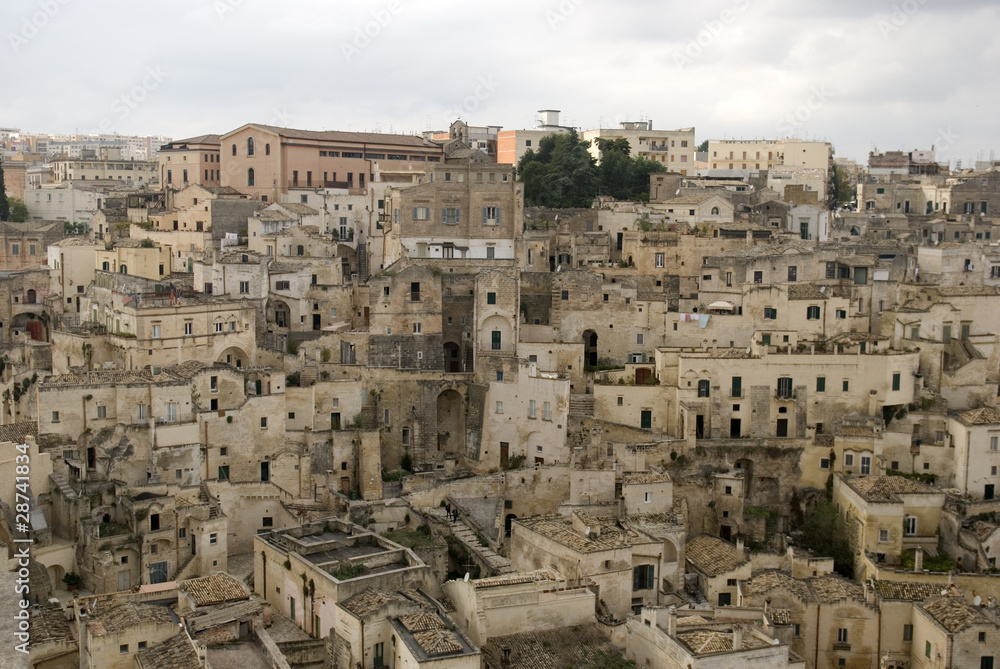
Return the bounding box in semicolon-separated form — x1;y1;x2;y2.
49;472;77;500
569;393;594;417
447;517;515;575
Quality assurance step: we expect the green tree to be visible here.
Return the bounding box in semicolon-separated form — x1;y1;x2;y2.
831;163;853;208
7;198;27;222
696;139;709;153
594;137;666;202
518;130;598;208
798;502;854;577
0;160;8;221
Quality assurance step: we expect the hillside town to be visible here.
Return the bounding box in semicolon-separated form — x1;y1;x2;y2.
8;113;1000;669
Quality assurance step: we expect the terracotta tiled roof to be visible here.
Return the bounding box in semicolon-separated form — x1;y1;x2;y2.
226;124;438;148
937;286;1000;297
89;602;174;636
808;574;865;603
623;472;671;485
743;570;814;601
873;580;944;601
845;475;937;502
787;284;828;301
180;573;248;607
398;612;444;633
0;421;37;444
676;628;771;655
480;624;620;669
921;597;994;633
413;629;463;656
135;632;201;669
340;588;409;617
30;607;73;643
685;535;747;577
677;615;711;625
973;521;999;541
515;516;630;553
958;407;1000;426
472;570;562;589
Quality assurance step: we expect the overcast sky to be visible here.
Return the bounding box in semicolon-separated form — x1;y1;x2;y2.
3;0;998;166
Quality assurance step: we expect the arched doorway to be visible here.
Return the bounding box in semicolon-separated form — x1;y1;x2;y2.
443;342;461;372
583;329;598;367
436;389;464;454
218;346;249;369
505;514;518;538
26;289;36;304
270;299;291;329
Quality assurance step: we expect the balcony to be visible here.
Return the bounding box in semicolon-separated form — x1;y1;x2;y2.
730;389;745;398
774;390;796;400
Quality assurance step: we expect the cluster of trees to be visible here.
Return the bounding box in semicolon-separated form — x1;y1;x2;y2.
0;162;27;222
517;131;666;208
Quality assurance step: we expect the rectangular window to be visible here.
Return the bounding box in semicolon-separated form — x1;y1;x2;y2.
816;377;826;392
210;533;217;544
844;453;854;467
655;253;664;267
636;333;644;345
820;458;830;469
120;644;129;654
754;271;763;284
97;405;107;419
731;377;742;398
788;266;797;282
150;513;160;531
838;629;848;644
777;377;793;399
383;408;390;426
412;322;421;334
528;400;536;419
991;436;998;451
843;380;850;392
698;379;710;397
543;401;551;420
442;207;460;224
903;624;913;642
496;401;503;414
218;465;229;480
764;307;777;320
632;565;655;590
240;281;249;294
836;309;846;320
892;373;901;391
491;330;501;350
413;206;430;220
496;371;503;382
483;206;500;225
51;411;59;423
215;322;224;333
926;641;931;659
184;322;192;336
410;282;420;301
904;516;917;536
879;528;889;543
487;292;496;305
807;305;820;320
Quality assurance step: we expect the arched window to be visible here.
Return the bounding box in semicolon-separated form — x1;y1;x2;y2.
119;265;127;274
265;143;270;156
231;144;236;156
247;168;255;187
247;137;255;156
711;206;720;215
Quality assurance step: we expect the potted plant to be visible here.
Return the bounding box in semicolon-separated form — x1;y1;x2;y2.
62;572;82;591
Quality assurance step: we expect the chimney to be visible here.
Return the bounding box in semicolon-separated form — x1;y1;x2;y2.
868;390;878;416
914;546;924;572
733;625;743;651
786;546;794;573
667;606;677;636
617;495;626;520
736;537;745;554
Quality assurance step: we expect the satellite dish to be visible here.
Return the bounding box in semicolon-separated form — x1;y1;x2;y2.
746;347;751;355
585;526;592;536
771;638;780;645
976;596;983;606
464;573;470;582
